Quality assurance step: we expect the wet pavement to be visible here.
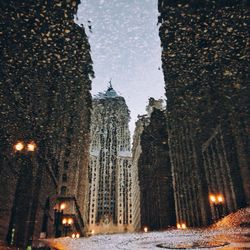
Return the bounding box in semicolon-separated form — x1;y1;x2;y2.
45;227;250;250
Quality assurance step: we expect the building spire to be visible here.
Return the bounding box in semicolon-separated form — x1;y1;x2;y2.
108;78;113;90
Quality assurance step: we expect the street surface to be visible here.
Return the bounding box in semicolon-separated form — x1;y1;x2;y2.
45;227;250;250
45;208;250;250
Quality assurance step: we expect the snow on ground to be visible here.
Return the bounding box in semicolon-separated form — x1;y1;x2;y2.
45;207;250;250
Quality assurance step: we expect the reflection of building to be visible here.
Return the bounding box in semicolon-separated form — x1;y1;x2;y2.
0;0;93;248
159;0;249;227
87;84;133;233
132;98;176;230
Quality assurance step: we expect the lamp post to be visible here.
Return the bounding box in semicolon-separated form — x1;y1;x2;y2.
7;141;37;247
177;223;187;230
62;217;73;237
54;203;66;237
209;193;224;221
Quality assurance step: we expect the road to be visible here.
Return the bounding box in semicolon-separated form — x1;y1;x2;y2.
44;227;250;250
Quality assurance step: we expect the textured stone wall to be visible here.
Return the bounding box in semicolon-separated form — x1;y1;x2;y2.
0;0;93;247
159;0;249;226
133;99;176;230
88;87;133;233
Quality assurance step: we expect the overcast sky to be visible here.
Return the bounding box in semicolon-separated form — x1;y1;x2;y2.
77;0;165;135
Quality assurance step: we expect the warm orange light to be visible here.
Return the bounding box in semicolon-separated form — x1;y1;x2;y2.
76;233;80;238
210;195;216;203
177;223;181;229
71;233;76;238
62;218;67;224
143;226;148;233
60;203;66;210
91;230;95;235
14;142;24;151
181;223;187;229
27;141;36;152
67;218;73;225
217;195;224;203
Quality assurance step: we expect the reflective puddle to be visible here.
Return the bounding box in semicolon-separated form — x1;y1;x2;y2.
156;241;229;249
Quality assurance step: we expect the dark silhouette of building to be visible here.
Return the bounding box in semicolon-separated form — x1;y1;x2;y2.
133;99;176;230
0;0;93;248
159;0;249;227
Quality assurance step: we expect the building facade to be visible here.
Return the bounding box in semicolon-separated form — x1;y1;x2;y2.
132;98;176;230
0;0;93;248
159;0;249;227
87;85;134;233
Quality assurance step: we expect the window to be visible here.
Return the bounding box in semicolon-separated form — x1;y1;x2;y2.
62;173;67;182
64;161;69;169
60;186;67;196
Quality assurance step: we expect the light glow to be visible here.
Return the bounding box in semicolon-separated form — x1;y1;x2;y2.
62;218;67;225
177;223;181;229
210;195;216;203
143;227;148;233
27;141;36;152
14;142;24;151
181;223;187;229
60;203;66;210
76;233;80;238
217;195;224;203
71;233;76;238
67;218;73;225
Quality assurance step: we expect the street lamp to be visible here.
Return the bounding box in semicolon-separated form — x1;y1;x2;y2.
209;193;224;221
13;141;37;153
54;202;66;237
177;223;187;229
27;141;36;152
14;142;25;151
71;232;80;239
62;217;73;236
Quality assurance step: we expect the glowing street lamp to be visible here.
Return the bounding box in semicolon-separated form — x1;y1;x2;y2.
60;203;66;211
177;223;187;229
209;195;216;203
209;193;225;221
62;217;73;236
27;141;36;152
62;218;67;225
14;142;24;151
14;141;37;153
217;195;224;203
67;218;73;225
71;232;80;239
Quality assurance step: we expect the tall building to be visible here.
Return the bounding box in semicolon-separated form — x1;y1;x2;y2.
159;0;249;227
0;0;93;248
132;98;176;230
87;84;133;233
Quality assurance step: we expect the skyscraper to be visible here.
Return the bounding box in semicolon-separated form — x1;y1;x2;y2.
87;84;133;233
159;0;249;226
132;98;176;230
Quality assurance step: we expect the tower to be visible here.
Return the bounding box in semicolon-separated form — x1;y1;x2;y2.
88;85;133;233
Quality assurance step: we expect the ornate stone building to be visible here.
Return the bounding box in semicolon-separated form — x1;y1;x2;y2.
0;0;93;248
87;85;133;233
132;98;176;230
159;0;249;227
